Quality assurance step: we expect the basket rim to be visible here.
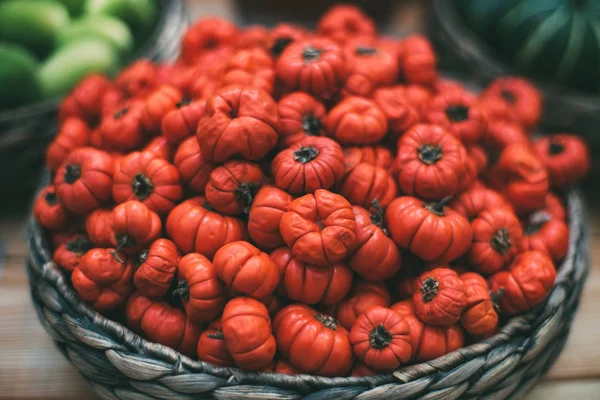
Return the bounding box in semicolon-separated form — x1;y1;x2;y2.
0;0;186;123
25;173;589;389
430;0;600;110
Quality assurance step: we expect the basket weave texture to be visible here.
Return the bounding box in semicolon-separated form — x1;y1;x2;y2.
26;175;589;399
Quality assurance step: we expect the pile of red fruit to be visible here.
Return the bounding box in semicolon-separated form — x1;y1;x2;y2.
33;4;590;377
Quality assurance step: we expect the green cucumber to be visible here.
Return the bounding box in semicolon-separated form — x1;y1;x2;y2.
56;0;86;16
84;0;157;37
0;43;41;110
57;15;133;55
0;0;70;58
38;38;119;98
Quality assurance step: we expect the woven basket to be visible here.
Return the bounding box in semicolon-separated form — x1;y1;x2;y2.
0;0;187;199
25;172;589;400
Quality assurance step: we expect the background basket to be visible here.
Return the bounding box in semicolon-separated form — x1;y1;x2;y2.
26;172;589;399
0;0;187;201
429;0;600;155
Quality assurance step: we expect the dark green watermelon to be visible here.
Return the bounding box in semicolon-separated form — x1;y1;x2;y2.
459;0;600;93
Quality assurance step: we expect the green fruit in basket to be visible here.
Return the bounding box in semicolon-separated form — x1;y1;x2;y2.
0;0;70;58
84;0;157;37
0;43;41;110
56;0;86;16
38;38;119;98
57;15;133;55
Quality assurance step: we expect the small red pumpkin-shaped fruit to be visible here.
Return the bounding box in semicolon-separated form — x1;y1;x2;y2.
53;235;93;272
340;163;397;209
125;293;201;357
196;319;235;366
481;77;542;130
34;185;70;231
434;78;465;94
98;99;146;152
451;186;511;221
396;124;472;200
267;23;307;58
277;92;327;149
221;297;277;370
271;247;353;305
85;209;113;247
520;210;569;263
55;147;115;215
403;84;433;116
189;53;231;101
272;136;344;194
276;38;346;99
221;48;275;94
59;74;112;125
349;203;401;281
162;99;207;145
459;272;499;336
372;86;421;141
391;299;464;362
113;151;183;216
156;62;195;96
467;144;488;175
280;189;357;266
111;201;162;256
115;59;158;98
469;209;524;275
350;306;412;372
260;293;285;317
133;239;179;298
488;251;556;315
205;160;265;216
247;186;293;250
543;193;567;221
343;146;394;175
273;304;353;376
482;120;528;158
174;253;227;324
317;4;375;45
143;136;176;161
213;241;280;299
413;268;466;326
385;196;472;262
533;134;590;189
424;89;486;144
325;96;388;145
50;222;84;249
398;35;437;86
238;25;268;49
274;360;299;375
479;95;519;124
490;144;549;215
181;18;238;65
397;275;419;300
166;197;247;259
331;281;391;331
46;118;91;172
174;136;215;194
342;37;398;97
197;85;279;163
72;248;133;311
351;362;378;377
99;85;125;118
140;85;183;134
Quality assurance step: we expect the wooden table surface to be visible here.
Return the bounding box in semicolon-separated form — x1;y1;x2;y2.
1;0;600;398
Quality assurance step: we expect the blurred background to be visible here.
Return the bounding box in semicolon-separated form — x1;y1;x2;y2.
0;0;599;399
